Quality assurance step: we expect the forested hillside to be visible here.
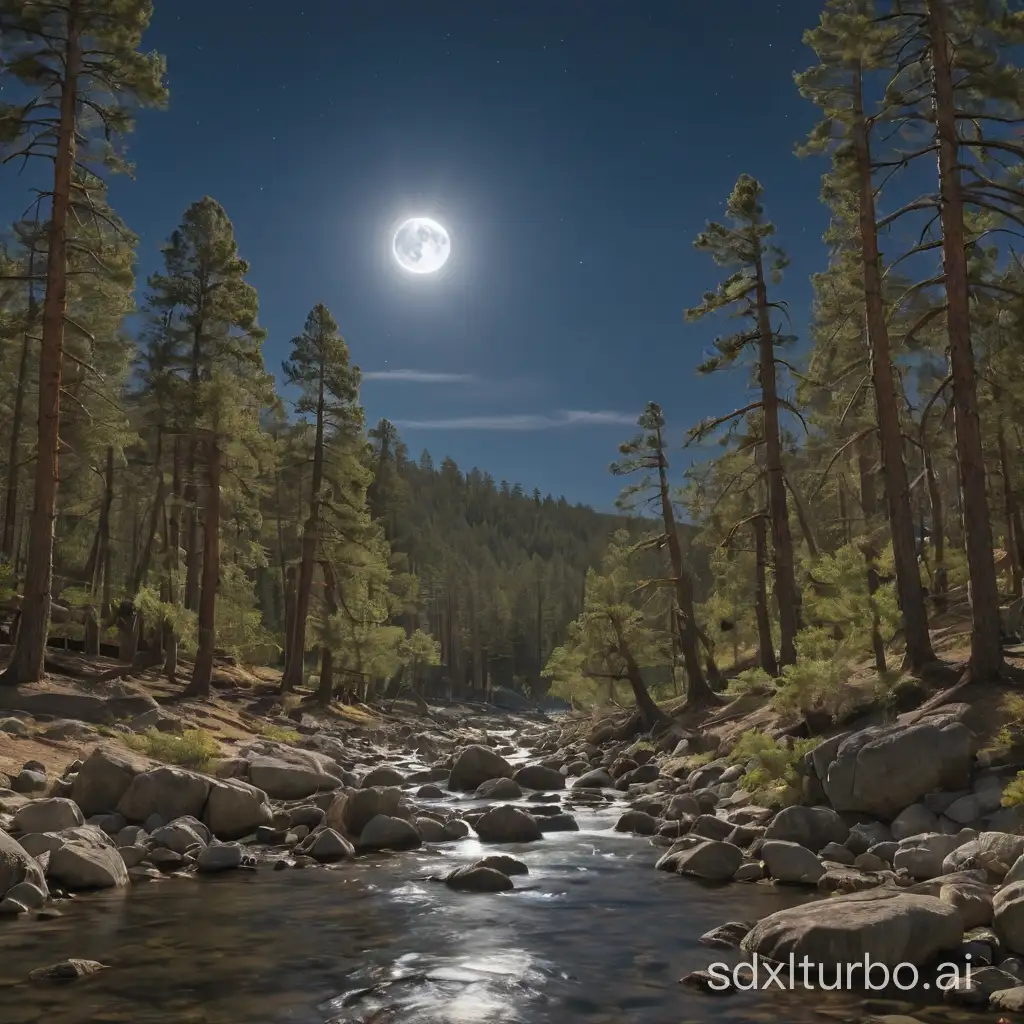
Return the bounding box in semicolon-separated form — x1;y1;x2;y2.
1;0;1023;731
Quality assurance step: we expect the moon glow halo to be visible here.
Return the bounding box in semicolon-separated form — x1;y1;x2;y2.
392;217;451;275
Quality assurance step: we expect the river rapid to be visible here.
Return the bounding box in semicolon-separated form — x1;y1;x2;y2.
0;728;990;1024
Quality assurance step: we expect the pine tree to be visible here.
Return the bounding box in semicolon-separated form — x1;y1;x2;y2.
280;304;361;692
796;0;937;671
864;0;1024;678
0;0;165;684
686;174;803;666
612;402;721;707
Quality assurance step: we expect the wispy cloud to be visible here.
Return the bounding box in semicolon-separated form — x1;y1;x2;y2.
393;409;637;431
362;369;475;383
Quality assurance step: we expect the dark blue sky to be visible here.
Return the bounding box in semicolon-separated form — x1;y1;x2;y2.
23;0;838;510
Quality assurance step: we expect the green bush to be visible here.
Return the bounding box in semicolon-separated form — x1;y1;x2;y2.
260;725;301;744
1002;771;1024;808
728;730;818;808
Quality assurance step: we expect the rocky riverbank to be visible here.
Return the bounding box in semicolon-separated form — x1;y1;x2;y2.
2;666;1024;1021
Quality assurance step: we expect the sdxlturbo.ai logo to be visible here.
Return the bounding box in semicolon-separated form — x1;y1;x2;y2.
706;953;973;992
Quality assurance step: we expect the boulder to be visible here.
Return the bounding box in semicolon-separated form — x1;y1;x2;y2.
47;826;128;890
11;798;84;834
817;721;973;818
306;828;355;862
572;768;613;790
537;812;579;833
0;828;47;897
70;746;143;816
474;805;543;843
894;833;969;880
764;805;848;852
6;880;46;909
940;881;993;929
117;766;210;824
326;786;403;837
762;840;825;885
202;778;273;840
149;820;208;855
672;839;742;882
475;778;523;800
358;814;421;851
891;804;939;841
414;817;446;842
994;880;1024;953
247;756;334;800
475;854;528;876
742;890;963;967
665;793;702;819
196;842;244;873
448;745;513;791
944;832;1024;877
614;810;659;836
361;766;405;788
445;864;514;892
513;764;565;791
845;821;892;856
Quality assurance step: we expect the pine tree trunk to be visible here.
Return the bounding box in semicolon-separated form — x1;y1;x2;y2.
612;617;670;733
1;12;80;686
654;426;716;705
857;440;887;673
996;413;1023;597
282;373;326;692
924;442;948;612
188;436;220;697
1;243;38;564
752;511;778;676
927;0;1002;678
316;560;338;705
753;262;801;666
132;429;164;594
851;62;935;672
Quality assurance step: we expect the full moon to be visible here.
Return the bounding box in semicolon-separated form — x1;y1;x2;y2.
392;217;451;274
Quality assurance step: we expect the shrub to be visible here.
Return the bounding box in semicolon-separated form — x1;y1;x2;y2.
1002;771;1024;808
724;666;774;699
727;730;818;808
125;728;220;772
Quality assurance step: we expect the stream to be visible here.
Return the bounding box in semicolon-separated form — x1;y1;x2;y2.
0;729;989;1024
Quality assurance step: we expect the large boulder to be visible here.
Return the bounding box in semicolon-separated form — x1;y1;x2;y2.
11;798;84;835
994;880;1024;954
70;746;145;817
894;833;970;880
475;778;522;800
117;766;210;824
671;839;742;882
762;840;825;885
449;746;513;791
361;767;405;788
941;832;1024;878
445;864;514;892
0;828;47;897
358;815;421;851
202;779;273;840
817;721;974;819
47;826;128;890
326;787;403;837
764;805;848;852
742;890;963;967
247;756;336;800
473;805;543;843
513;764;565;791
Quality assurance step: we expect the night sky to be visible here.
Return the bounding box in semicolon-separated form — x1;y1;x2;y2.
18;0;837;510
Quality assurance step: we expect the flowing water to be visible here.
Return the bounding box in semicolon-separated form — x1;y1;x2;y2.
0;730;989;1024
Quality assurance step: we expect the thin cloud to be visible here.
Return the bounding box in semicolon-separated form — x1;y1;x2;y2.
393;409;637;431
361;369;475;383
